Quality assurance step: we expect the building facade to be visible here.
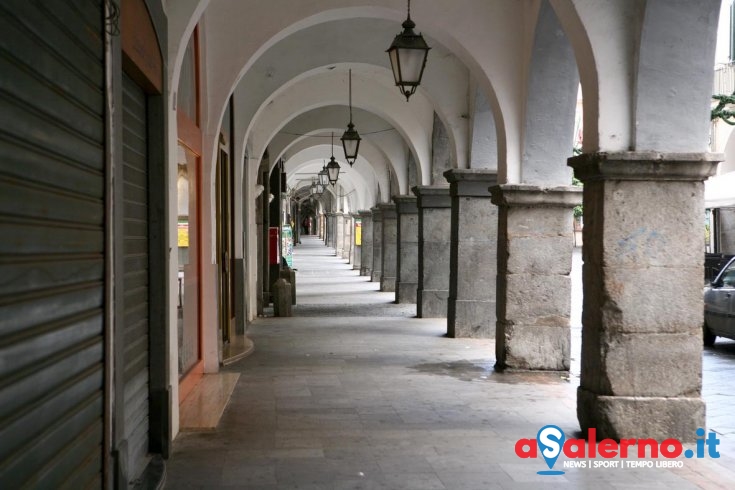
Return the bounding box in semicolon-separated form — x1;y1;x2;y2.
0;0;724;487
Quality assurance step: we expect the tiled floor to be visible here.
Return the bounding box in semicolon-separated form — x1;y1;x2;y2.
165;237;735;489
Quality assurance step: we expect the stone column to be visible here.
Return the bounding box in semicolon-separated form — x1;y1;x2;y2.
359;210;373;277
570;152;718;442
342;215;352;261
370;207;383;282
335;212;345;258
394;196;419;304
413;186;451;318
445;169;498;338
379;203;398;292
325;213;336;248
490;185;582;371
351;213;362;271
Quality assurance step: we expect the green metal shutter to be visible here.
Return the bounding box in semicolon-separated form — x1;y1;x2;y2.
0;1;105;488
121;72;151;482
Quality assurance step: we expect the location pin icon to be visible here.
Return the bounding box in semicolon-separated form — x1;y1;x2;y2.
537;425;565;471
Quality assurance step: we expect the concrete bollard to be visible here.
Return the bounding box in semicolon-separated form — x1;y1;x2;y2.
273;278;292;317
280;267;297;305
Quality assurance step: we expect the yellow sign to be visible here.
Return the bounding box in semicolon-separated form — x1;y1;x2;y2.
355;220;362;246
178;221;189;247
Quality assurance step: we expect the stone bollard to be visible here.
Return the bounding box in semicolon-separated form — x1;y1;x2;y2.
273;278;292;317
280;267;297;305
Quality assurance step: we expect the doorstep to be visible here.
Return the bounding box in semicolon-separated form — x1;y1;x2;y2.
178;372;240;431
222;334;255;365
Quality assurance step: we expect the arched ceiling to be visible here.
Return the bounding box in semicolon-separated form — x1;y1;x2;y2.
249;65;432;190
279;132;391;205
230;17;470;171
284;145;380;211
168;0;530;188
267;106;400;193
166;0;720;198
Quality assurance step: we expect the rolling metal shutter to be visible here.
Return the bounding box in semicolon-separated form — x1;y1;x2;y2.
121;72;150;482
0;1;105;488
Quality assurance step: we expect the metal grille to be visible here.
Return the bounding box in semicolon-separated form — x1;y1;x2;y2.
0;0;105;487
121;72;150;482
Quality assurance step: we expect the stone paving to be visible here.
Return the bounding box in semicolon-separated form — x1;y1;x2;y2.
166;236;735;489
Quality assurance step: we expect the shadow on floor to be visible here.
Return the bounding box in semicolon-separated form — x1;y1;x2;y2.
292;303;417;317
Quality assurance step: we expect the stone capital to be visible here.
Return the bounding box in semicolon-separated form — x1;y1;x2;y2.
444;169;498;197
370;206;383;221
568;151;721;183
490;184;582;208
393;195;418;214
377;202;397;219
357;210;372;219
412;185;451;208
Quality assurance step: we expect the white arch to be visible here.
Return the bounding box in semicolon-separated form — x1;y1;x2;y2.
283;146;380;210
279;133;390;207
228;17;469;172
166;0;535;187
248;66;433;192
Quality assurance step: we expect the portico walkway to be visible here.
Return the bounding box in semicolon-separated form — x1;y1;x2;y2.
165;237;735;489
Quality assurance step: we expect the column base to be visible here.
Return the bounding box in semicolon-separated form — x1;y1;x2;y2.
361;267;371;277
371;270;382;282
447;299;495;338
577;387;705;442
417;289;448;318
495;323;569;371
396;281;417;304
381;277;396;292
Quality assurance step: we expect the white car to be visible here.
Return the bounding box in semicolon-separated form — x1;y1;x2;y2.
704;256;735;345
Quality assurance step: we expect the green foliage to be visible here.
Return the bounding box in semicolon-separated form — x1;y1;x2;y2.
712;93;735;125
572;176;583;218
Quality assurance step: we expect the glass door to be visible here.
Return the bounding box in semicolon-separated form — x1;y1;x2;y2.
177;144;201;380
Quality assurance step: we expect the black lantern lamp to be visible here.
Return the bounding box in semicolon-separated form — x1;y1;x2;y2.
310;179;317;196
326;132;341;186
340;69;361;166
318;161;329;187
316;181;325;196
386;0;431;101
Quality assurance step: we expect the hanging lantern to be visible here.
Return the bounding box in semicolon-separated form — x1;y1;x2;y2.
340;69;361;166
326;132;341;186
318;161;329;187
386;0;430;101
326;157;340;186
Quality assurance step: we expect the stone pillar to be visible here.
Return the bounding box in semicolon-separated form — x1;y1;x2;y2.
394;196;419;304
379;203;398;292
342;215;352;261
359;210;373;277
371;206;383;283
570;152;718;442
490;185;582;371
413;186;451;318
325;213;336;248
351;213;362;271
335;212;345;258
445;169;498;338
322;213;329;246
